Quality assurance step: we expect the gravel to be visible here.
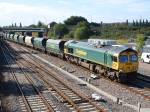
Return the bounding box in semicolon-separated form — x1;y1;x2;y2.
30;48;150;108
0;46;22;112
28;55;135;112
20;45;138;111
7;41;150;111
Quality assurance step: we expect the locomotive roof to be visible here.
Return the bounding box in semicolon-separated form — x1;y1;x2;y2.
66;41;135;55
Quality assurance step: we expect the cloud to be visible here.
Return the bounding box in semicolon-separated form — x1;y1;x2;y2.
90;0;134;5
127;1;150;13
0;2;73;26
0;0;150;26
87;0;150;21
57;0;71;5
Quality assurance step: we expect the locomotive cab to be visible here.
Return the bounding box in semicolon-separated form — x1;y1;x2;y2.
118;49;138;73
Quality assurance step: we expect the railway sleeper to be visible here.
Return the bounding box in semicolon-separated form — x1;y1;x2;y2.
78;105;97;112
72;98;82;103
73;99;89;104
78;103;95;108
64;103;76;111
50;90;67;103
42;90;66;103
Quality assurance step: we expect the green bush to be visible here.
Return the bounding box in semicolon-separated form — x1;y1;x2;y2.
74;26;90;40
53;23;68;39
136;34;145;52
64;16;87;25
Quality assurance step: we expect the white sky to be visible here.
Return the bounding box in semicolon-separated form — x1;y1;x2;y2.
0;0;150;26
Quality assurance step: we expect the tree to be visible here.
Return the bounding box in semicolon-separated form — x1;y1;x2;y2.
136;34;145;52
146;19;149;27
139;19;142;27
64;31;74;39
14;23;17;27
49;21;57;28
126;19;128;26
20;22;22;28
135;20;139;27
53;23;68;39
142;19;145;26
133;20;135;26
90;22;101;27
37;21;43;27
117;39;128;44
74;26;90;40
100;21;103;26
29;24;37;28
64;16;88;25
76;21;89;28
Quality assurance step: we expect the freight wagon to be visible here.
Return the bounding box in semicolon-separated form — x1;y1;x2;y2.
9;34;14;41
25;36;33;47
33;38;47;52
18;35;26;45
46;39;66;58
13;35;19;43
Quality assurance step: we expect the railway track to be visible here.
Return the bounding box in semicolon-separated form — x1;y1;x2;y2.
0;43;32;112
113;80;150;101
1;41;55;112
4;41;106;111
128;75;150;100
79;63;150;101
2;42;71;112
22;59;103;112
137;74;150;83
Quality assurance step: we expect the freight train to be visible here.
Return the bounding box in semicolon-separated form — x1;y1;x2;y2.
4;33;139;82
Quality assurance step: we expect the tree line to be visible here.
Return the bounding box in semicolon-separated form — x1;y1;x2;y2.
132;19;150;27
4;16;150;42
48;17;150;41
